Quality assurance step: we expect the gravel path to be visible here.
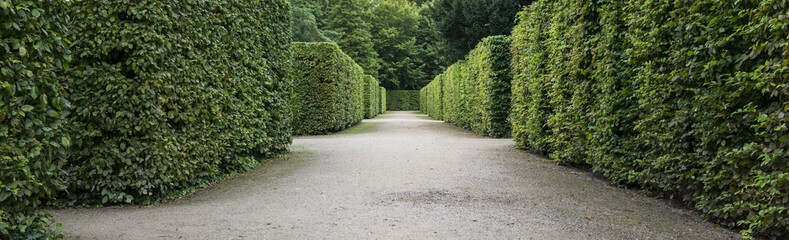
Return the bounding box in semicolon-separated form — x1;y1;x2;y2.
52;111;740;239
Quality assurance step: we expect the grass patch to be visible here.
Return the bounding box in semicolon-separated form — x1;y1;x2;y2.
339;121;382;135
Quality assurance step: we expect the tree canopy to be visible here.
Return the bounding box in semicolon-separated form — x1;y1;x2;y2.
290;0;337;42
327;0;381;77
370;0;422;89
289;0;532;90
428;0;533;65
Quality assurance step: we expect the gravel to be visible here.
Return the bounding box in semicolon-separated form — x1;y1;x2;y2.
51;111;741;239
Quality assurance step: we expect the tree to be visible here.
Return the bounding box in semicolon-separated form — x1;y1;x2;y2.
289;0;339;42
291;6;342;42
428;0;532;66
413;1;445;88
370;0;423;90
326;0;380;77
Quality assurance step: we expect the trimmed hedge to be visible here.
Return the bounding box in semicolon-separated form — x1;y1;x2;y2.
1;0;70;238
292;42;364;135
380;87;387;113
363;75;380;118
420;36;512;138
511;0;788;238
441;62;461;122
65;0;293;205
420;79;436;117
386;90;419;111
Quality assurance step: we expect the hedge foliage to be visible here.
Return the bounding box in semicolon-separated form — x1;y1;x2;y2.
380;87;387;113
363;75;380;118
420;75;442;119
1;0;70;238
420;35;512;138
65;0;293;205
511;0;788;238
292;42;364;135
386;90;419;111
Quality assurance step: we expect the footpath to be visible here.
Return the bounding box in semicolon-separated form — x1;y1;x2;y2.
53;111;739;239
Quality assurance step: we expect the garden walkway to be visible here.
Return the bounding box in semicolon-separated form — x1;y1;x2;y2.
52;111;739;239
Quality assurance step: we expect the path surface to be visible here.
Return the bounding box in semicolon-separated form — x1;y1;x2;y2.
52;111;740;239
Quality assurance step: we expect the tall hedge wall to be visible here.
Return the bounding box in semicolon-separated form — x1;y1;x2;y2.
292;42;364;135
420;36;512;138
65;0;293;205
511;0;788;238
386;90;420;111
380;87;387;113
441;62;460;123
419;86;425;114
363;75;380;118
1;0;71;237
420;76;442;119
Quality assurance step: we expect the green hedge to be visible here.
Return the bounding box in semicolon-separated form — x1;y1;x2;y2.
419;77;430;116
292;42;364;134
65;0;293;205
441;62;461;122
427;75;443;120
420;36;512;138
386;90;419;111
1;0;70;238
511;0;788;238
419;87;425;114
419;82;428;116
380;87;387;113
363;75;380;118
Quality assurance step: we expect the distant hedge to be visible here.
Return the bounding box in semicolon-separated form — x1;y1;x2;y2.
380;87;387;113
65;0;293;205
420;36;512;138
386;90;419;111
511;0;788;238
1;0;71;238
363;75;380;118
292;42;364;135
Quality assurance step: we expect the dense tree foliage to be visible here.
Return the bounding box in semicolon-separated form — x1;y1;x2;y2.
370;0;423;90
290;0;517;90
427;0;532;65
410;2;445;90
289;0;332;42
326;0;380;78
290;5;340;42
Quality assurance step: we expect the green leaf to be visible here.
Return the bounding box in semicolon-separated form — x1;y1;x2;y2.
0;191;10;202
30;147;41;158
61;136;71;147
21;105;34;112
